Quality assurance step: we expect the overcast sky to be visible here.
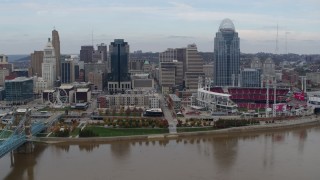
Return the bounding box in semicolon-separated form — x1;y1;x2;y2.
0;0;319;54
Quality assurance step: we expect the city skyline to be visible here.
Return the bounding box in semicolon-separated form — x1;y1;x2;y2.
0;0;319;54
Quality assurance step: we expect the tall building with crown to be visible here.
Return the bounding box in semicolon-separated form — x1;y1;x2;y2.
214;18;240;87
42;38;56;88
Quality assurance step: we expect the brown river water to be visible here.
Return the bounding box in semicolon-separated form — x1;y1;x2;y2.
1;126;320;180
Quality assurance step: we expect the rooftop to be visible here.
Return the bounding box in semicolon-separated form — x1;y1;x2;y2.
5;76;32;82
77;88;90;92
219;18;235;32
169;94;181;101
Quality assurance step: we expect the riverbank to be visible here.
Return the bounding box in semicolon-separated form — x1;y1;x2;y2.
34;115;320;143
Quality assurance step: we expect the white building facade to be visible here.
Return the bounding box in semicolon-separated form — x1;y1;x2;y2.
42;38;56;88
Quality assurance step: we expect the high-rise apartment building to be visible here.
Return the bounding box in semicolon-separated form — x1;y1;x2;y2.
214;18;240;87
42;38;56;88
107;39;131;93
30;51;44;76
52;29;61;79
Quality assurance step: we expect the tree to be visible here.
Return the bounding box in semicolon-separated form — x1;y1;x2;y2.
125;108;131;116
105;108;110;115
119;107;124;116
138;107;144;114
112;107;117;116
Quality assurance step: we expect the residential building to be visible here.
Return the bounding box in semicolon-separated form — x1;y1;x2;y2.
98;89;159;109
214;18;240;86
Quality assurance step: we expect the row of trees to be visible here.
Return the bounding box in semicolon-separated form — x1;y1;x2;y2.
88;118;169;128
214;119;260;129
176;119;211;127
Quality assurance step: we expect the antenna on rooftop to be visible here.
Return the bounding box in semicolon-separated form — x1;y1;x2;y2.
91;30;94;46
275;24;279;54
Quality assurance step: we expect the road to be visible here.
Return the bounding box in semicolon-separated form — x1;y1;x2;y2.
159;94;177;133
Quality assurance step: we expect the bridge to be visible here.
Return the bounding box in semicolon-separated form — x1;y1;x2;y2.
0;112;63;158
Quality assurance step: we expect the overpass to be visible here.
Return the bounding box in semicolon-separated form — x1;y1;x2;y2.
0;112;63;158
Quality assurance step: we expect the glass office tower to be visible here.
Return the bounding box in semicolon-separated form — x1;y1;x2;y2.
214;18;240;87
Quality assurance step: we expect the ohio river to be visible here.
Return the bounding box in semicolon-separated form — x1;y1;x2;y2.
1;126;320;180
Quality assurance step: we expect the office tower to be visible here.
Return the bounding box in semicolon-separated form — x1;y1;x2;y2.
5;77;33;105
159;44;204;91
159;61;183;94
107;39;131;93
42;38;56;88
184;44;204;90
52;29;61;79
84;62;107;82
30;51;44;76
61;60;75;84
240;68;261;87
214;18;240;87
94;43;108;62
80;46;94;63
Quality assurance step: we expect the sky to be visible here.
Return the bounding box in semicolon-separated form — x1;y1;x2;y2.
0;0;319;55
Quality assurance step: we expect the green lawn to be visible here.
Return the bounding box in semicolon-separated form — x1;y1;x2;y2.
0;130;12;138
70;128;80;137
177;127;216;133
85;126;169;137
35;133;49;137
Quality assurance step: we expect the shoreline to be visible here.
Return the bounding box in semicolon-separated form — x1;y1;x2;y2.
34;116;320;144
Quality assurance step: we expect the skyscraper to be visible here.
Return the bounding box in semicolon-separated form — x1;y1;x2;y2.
107;39;131;93
42;38;56;88
214;18;240;87
159;44;204;91
52;29;60;80
80;46;94;63
30;51;43;76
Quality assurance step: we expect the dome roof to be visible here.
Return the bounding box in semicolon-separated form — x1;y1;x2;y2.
219;18;235;32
